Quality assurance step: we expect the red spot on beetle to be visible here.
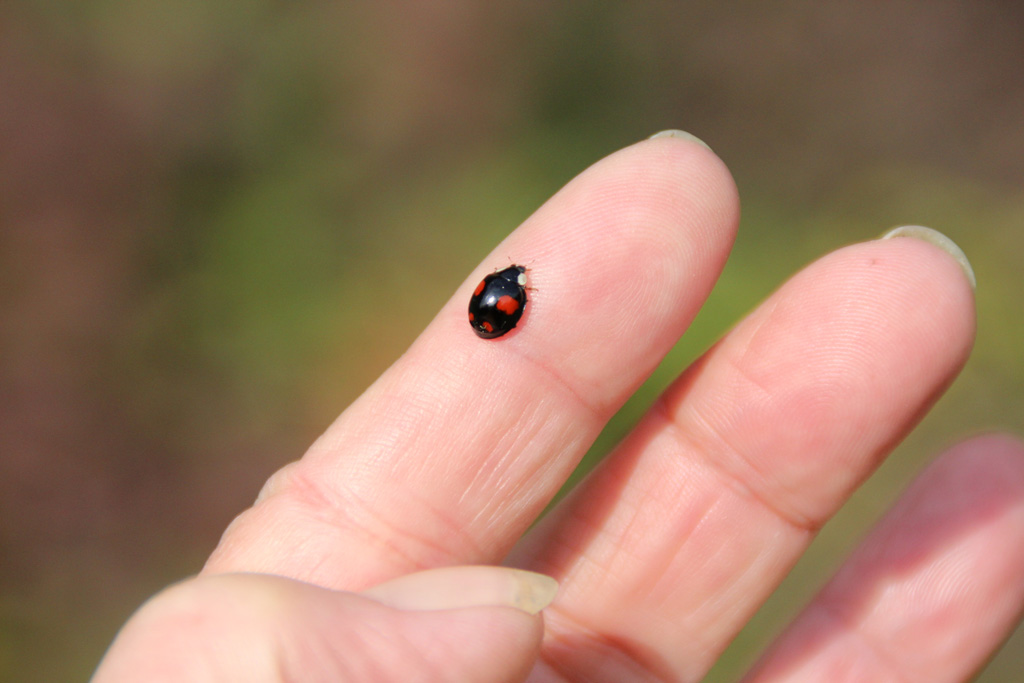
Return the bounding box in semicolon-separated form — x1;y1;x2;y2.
496;295;520;315
474;279;486;296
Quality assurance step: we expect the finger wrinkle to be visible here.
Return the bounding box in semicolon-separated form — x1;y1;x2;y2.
540;605;678;683
279;463;477;582
287;465;428;567
511;341;615;426
653;393;822;535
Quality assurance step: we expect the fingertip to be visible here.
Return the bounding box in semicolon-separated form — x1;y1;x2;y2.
647;129;713;150
943;432;1024;465
832;235;978;362
921;433;1024;510
361;565;559;616
838;433;1024;591
639;129;739;236
96;573;547;683
865;232;977;329
397;604;545;682
880;225;976;290
753;434;1024;683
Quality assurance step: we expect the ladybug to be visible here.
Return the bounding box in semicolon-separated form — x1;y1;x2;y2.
468;265;528;339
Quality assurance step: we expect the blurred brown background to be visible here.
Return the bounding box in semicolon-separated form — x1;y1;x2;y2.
2;1;1023;680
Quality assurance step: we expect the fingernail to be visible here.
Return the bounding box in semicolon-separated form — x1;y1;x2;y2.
647;129;712;151
360;566;559;616
880;225;976;290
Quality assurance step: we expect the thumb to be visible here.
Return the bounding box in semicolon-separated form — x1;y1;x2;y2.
93;567;557;683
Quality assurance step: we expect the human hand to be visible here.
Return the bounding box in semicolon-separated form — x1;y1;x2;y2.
94;132;1024;682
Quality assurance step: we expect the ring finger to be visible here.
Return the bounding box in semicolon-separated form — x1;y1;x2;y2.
511;231;977;681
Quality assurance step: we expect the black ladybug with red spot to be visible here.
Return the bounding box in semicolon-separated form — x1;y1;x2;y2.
468;265;528;339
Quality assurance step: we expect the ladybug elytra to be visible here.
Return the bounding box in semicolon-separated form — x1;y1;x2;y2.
468;265;528;339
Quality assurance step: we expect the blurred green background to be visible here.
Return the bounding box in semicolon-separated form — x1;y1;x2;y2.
2;1;1023;680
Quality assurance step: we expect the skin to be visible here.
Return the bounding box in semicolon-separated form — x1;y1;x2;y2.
94;137;1024;682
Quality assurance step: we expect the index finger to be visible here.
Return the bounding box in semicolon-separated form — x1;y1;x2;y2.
203;133;740;589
